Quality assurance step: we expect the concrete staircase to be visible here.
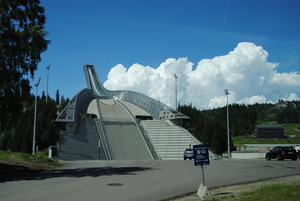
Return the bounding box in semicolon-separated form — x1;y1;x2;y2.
58;118;104;160
141;120;201;160
99;99;153;160
58;99;213;161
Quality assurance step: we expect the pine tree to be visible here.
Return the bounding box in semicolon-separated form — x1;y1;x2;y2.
56;90;60;105
0;0;50;131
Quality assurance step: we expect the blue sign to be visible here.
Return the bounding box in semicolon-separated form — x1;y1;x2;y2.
193;144;210;166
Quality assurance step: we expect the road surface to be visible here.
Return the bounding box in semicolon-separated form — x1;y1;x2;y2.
0;159;299;201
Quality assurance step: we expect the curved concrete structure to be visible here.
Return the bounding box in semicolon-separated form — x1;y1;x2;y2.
55;65;201;160
83;64;177;119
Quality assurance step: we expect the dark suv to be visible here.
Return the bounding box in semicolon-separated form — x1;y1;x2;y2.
265;146;297;161
183;148;194;160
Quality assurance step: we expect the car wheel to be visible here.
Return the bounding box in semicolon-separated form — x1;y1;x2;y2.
184;158;186;160
189;158;192;160
266;155;271;161
292;157;297;161
276;155;282;161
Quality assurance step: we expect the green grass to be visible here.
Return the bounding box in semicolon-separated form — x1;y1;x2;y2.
238;183;300;201
0;149;63;180
0;149;10;159
233;123;300;145
233;137;300;145
0;149;59;164
0;149;33;160
0;149;31;159
166;183;300;201
284;123;300;137
212;183;300;201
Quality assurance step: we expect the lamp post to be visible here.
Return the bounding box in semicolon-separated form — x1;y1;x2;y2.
174;74;178;110
224;89;230;158
46;65;51;102
32;77;41;155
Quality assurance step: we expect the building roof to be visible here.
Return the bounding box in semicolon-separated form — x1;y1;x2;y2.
256;125;283;128
274;102;296;107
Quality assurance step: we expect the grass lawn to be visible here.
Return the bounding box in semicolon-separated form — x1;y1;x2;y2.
0;150;63;180
233;123;300;146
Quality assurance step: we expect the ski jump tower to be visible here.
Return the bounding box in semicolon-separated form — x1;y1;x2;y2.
55;64;198;160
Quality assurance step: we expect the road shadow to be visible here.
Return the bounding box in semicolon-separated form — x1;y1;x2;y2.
0;166;153;182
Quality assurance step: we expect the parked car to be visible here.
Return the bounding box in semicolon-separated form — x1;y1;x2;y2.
183;148;194;160
265;146;297;161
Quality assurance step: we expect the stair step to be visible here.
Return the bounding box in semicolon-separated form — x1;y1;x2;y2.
141;120;201;160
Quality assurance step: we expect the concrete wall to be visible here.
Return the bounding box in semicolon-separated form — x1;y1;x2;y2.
231;151;267;159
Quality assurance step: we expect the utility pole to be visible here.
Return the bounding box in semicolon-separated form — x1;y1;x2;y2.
32;77;41;155
46;65;51;102
174;74;178;110
224;89;230;158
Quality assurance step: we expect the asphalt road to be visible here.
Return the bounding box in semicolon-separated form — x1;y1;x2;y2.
0;159;299;201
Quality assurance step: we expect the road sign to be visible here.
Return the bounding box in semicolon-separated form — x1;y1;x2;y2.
193;144;210;166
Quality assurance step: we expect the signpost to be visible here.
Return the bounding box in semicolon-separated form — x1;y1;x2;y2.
193;144;212;200
193;144;210;166
193;144;209;185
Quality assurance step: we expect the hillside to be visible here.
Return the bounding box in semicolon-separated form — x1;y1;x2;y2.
0;150;63;180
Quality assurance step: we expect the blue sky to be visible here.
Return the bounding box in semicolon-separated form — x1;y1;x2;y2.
33;0;300;109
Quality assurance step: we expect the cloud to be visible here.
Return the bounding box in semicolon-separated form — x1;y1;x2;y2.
104;42;300;109
282;93;300;101
236;95;269;105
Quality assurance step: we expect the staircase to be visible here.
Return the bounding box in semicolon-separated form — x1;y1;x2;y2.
99;99;153;160
58;118;103;160
141;120;201;160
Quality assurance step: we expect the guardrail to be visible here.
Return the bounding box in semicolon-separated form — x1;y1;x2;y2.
116;100;161;160
95;99;114;160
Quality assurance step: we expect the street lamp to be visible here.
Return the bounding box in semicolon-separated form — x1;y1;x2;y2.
32;77;41;155
46;65;51;102
174;74;178;110
224;89;230;158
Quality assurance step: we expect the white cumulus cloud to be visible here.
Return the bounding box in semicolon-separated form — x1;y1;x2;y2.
104;42;300;109
282;93;300;101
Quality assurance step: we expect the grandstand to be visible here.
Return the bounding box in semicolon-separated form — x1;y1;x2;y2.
56;64;204;160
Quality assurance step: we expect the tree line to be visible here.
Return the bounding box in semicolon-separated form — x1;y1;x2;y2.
0;92;299;155
178;101;300;155
0;0;50;129
1;1;299;156
0;91;69;153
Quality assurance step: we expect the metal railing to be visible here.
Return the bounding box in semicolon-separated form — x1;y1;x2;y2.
95;99;114;160
116;100;161;160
